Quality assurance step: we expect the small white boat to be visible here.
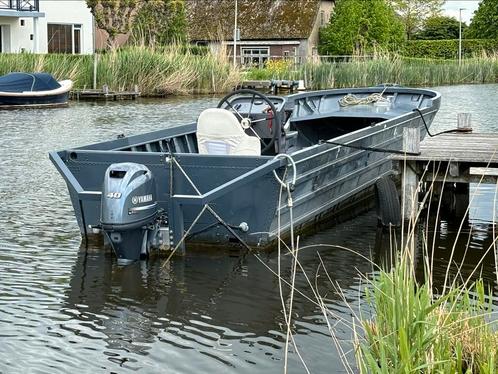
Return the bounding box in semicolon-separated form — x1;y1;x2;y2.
0;72;73;108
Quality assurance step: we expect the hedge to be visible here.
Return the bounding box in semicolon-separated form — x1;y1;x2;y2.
403;39;498;59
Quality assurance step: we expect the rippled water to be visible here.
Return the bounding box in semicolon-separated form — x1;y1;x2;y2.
0;85;497;373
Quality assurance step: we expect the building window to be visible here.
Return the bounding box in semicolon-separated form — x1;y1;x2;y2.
47;24;81;54
241;47;269;68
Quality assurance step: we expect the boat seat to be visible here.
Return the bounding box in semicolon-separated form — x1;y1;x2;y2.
196;108;261;156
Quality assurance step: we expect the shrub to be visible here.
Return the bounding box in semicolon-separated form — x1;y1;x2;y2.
403;39;498;59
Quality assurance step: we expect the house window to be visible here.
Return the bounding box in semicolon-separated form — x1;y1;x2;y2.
47;24;82;54
241;47;269;68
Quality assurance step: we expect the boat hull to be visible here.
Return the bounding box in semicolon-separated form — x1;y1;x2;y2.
50;86;441;258
0;92;70;108
0;75;72;108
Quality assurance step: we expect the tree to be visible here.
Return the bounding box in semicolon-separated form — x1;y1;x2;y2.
388;0;444;40
87;0;143;49
415;15;466;40
467;0;498;39
319;0;405;55
133;0;187;45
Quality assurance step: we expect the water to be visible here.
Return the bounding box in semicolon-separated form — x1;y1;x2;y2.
0;84;497;373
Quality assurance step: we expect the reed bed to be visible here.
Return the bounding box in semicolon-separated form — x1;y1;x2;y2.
274;167;498;373
1;49;497;96
0;45;240;95
356;245;498;373
246;53;498;89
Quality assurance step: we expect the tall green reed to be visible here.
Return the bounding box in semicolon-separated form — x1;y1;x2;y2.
357;244;498;373
245;52;498;89
0;45;241;95
275;164;498;373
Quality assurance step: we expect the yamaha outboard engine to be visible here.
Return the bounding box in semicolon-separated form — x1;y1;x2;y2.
101;163;171;264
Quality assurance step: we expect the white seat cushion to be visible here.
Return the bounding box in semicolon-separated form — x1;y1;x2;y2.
197;108;261;156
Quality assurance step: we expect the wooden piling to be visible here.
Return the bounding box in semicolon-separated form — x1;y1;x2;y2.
457;112;472;131
393;120;498;222
402;127;420;221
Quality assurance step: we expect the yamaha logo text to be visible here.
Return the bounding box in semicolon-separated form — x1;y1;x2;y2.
131;194;153;205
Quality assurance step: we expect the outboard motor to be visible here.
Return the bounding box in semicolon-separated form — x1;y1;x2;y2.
100;163;171;264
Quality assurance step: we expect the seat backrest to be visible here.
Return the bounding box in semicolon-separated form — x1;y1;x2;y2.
196;108;261;156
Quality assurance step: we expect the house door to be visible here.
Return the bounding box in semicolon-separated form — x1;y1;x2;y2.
0;25;10;53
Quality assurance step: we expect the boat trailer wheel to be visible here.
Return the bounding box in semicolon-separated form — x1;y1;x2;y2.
217;88;282;153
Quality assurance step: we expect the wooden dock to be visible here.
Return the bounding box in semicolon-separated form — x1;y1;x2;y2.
236;79;303;94
71;85;140;101
393;128;498;220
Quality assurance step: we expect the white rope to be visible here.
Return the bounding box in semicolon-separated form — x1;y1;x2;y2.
338;86;389;107
167;157;254;257
272;153;297;189
162;204;209;266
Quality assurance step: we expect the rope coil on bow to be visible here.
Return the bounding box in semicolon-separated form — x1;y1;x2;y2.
339;86;389;107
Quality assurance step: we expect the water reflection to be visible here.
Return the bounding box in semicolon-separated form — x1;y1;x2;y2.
57;203;497;372
58;210;388;372
0;84;497;372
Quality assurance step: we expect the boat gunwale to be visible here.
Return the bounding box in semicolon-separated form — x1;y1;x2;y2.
286;86;441;102
0;79;73;97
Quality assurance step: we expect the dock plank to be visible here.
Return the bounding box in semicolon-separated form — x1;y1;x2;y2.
393;133;498;163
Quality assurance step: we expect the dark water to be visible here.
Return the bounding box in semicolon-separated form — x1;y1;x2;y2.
0;85;497;373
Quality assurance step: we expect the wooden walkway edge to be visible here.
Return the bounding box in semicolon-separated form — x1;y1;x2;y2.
71;85;140;101
392;128;498;220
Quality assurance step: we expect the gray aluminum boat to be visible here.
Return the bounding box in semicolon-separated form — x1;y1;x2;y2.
50;86;440;263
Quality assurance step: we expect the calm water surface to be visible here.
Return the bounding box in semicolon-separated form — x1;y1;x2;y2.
0;84;497;373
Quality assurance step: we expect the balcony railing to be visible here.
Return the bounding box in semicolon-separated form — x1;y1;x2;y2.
0;0;39;12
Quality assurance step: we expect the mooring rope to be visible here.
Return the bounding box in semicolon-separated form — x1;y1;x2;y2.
272;154;297;189
170;157;253;252
327;108;472;156
325;140;421;156
412;108;472;137
338;86;389;107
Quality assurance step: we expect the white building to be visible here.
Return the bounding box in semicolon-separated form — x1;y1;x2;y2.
0;0;93;54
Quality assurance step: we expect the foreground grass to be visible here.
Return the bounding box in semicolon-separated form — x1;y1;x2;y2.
246;54;498;89
357;245;498;373
0;45;240;95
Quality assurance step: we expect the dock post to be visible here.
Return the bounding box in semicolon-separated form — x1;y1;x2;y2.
93;53;98;90
457;112;472;130
402;127;420;221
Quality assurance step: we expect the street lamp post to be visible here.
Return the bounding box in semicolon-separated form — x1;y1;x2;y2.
233;0;238;67
459;8;465;66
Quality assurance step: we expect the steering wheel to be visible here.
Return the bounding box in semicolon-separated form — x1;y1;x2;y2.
217;89;281;153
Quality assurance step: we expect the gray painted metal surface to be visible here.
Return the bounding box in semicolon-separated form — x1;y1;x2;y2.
50;86;441;259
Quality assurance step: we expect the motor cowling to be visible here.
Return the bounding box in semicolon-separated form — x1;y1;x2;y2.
100;163;169;263
101;162;157;228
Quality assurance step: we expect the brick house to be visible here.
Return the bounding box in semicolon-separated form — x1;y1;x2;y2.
187;0;334;66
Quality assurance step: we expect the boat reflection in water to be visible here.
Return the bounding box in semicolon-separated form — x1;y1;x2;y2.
60;200;497;371
62;211;390;371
